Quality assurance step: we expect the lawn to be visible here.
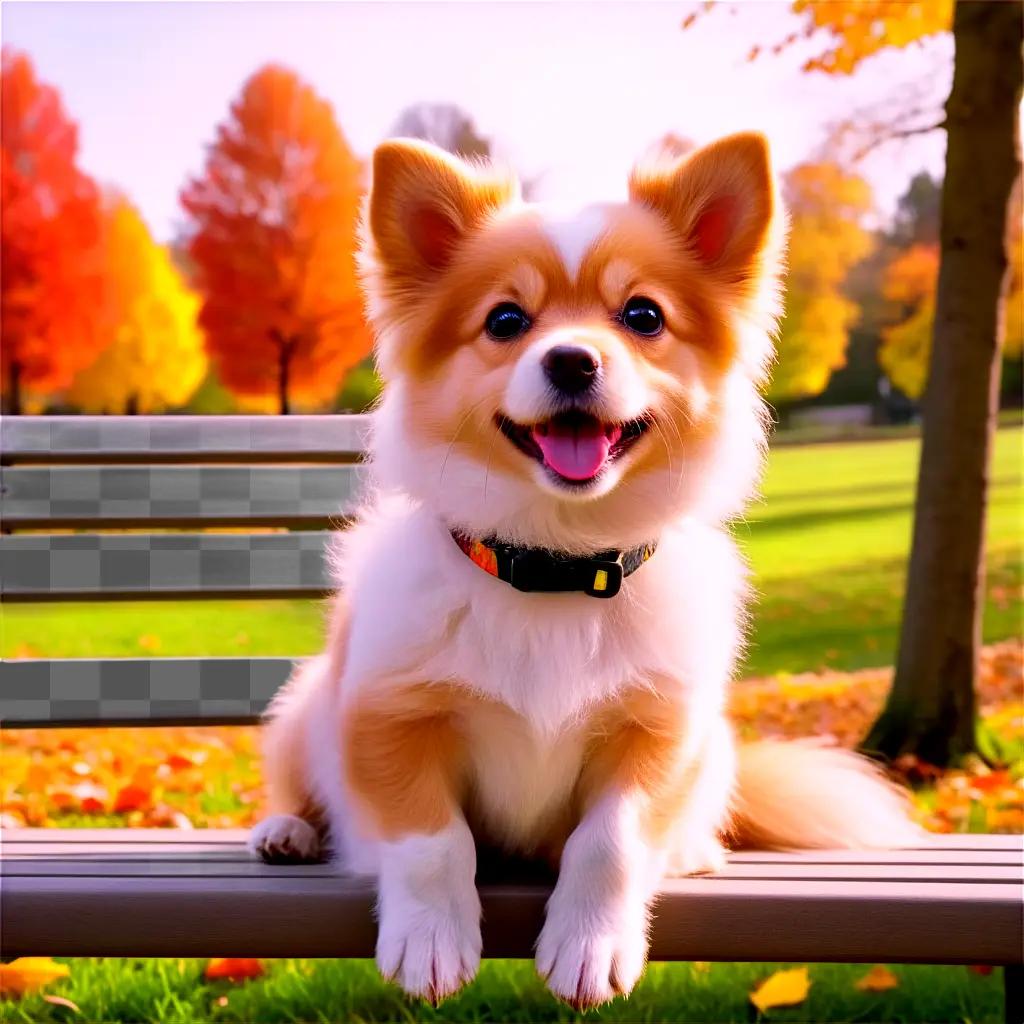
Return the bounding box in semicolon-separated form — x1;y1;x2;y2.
2;427;1021;1023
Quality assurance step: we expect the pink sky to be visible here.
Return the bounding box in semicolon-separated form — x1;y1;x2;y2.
4;1;951;242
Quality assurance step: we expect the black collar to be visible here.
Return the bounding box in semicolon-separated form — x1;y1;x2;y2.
450;530;656;599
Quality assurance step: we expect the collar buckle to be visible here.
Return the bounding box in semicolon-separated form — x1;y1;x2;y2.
583;556;624;598
506;549;624;598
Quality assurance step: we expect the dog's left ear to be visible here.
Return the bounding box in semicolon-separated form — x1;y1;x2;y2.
629;132;779;293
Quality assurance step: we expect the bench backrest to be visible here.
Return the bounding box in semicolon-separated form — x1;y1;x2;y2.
1;415;370;728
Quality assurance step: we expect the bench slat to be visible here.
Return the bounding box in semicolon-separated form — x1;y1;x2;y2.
0;656;295;725
5;829;1017;851
6;835;1015;860
2;532;333;600
1;416;370;465
5;858;1019;883
2;830;1020;963
1;465;365;529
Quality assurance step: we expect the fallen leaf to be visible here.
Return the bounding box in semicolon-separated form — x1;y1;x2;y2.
969;964;994;976
114;783;152;813
0;958;70;998
750;966;810;1013
856;965;899;992
203;958;264;983
42;994;81;1013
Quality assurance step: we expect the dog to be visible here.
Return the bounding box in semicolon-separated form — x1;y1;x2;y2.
249;132;918;1008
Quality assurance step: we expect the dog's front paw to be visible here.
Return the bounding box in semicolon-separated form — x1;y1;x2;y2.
248;814;321;863
536;902;648;1009
377;903;481;1003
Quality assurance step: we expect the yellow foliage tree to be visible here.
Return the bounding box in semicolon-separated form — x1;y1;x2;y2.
880;228;1022;400
790;0;953;74
879;242;939;400
767;162;874;403
67;197;206;413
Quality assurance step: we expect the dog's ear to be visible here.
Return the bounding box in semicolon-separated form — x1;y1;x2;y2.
629;132;779;291
367;139;518;282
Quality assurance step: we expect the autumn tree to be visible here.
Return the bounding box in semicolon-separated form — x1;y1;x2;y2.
181;65;370;414
689;1;1023;765
67;196;207;413
768;162;873;404
1;49;105;414
877;243;938;401
880;184;1024;403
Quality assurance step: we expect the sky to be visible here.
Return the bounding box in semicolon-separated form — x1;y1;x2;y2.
4;1;952;243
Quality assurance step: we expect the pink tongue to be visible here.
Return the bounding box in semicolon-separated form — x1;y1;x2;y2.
532;422;622;481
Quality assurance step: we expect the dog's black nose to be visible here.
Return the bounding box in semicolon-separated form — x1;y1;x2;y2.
542;345;600;395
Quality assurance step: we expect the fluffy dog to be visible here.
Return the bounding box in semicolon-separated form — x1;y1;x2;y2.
250;133;917;1008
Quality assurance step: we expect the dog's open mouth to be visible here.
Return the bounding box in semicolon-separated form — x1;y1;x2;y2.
497;410;650;485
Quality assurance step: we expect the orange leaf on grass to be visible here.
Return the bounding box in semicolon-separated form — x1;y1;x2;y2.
968;770;1011;792
749;966;810;1012
856;965;900;992
0;957;70;998
114;784;151;813
203;958;264;983
43;995;81;1013
969;964;994;976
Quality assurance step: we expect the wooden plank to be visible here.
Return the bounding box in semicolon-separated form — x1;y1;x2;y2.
1;416;370;465
2;873;1019;963
6;835;1015;860
4;858;1018;883
2;532;333;601
1;465;365;530
6;829;1017;852
0;657;295;726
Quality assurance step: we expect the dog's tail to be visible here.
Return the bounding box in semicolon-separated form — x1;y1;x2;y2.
730;740;923;849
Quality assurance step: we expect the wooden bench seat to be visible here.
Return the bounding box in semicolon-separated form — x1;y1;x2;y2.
1;830;1020;967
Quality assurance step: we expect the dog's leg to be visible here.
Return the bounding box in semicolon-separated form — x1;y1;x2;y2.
344;687;481;1002
249;657;328;864
537;689;732;1009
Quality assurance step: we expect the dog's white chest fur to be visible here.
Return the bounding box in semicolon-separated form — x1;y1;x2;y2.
335;496;745;736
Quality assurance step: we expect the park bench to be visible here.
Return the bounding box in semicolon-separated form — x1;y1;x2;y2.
1;415;1021;1021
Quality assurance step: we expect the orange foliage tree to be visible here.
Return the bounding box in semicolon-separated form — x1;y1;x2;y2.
67;195;207;414
769;162;873;404
1;49;104;414
181;65;370;414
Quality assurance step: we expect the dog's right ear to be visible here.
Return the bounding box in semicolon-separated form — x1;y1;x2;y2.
367;139;518;284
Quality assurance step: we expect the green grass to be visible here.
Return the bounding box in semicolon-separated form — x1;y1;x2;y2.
2;428;1020;1023
0;959;1006;1024
5;427;1021;677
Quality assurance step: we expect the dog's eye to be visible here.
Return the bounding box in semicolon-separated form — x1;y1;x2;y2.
485;303;531;341
620;296;664;337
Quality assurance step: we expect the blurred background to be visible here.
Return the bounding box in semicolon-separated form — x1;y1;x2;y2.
1;3;1021;1021
3;0;1019;421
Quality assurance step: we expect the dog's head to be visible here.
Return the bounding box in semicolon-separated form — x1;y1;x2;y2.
359;134;785;551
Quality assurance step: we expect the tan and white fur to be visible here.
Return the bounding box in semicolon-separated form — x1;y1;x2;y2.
250;133;919;1008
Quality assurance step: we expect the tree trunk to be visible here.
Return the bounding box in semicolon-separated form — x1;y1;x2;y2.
7;360;23;416
275;335;295;415
863;1;1023;766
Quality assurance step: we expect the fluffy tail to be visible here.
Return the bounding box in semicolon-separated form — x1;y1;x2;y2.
731;740;924;849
